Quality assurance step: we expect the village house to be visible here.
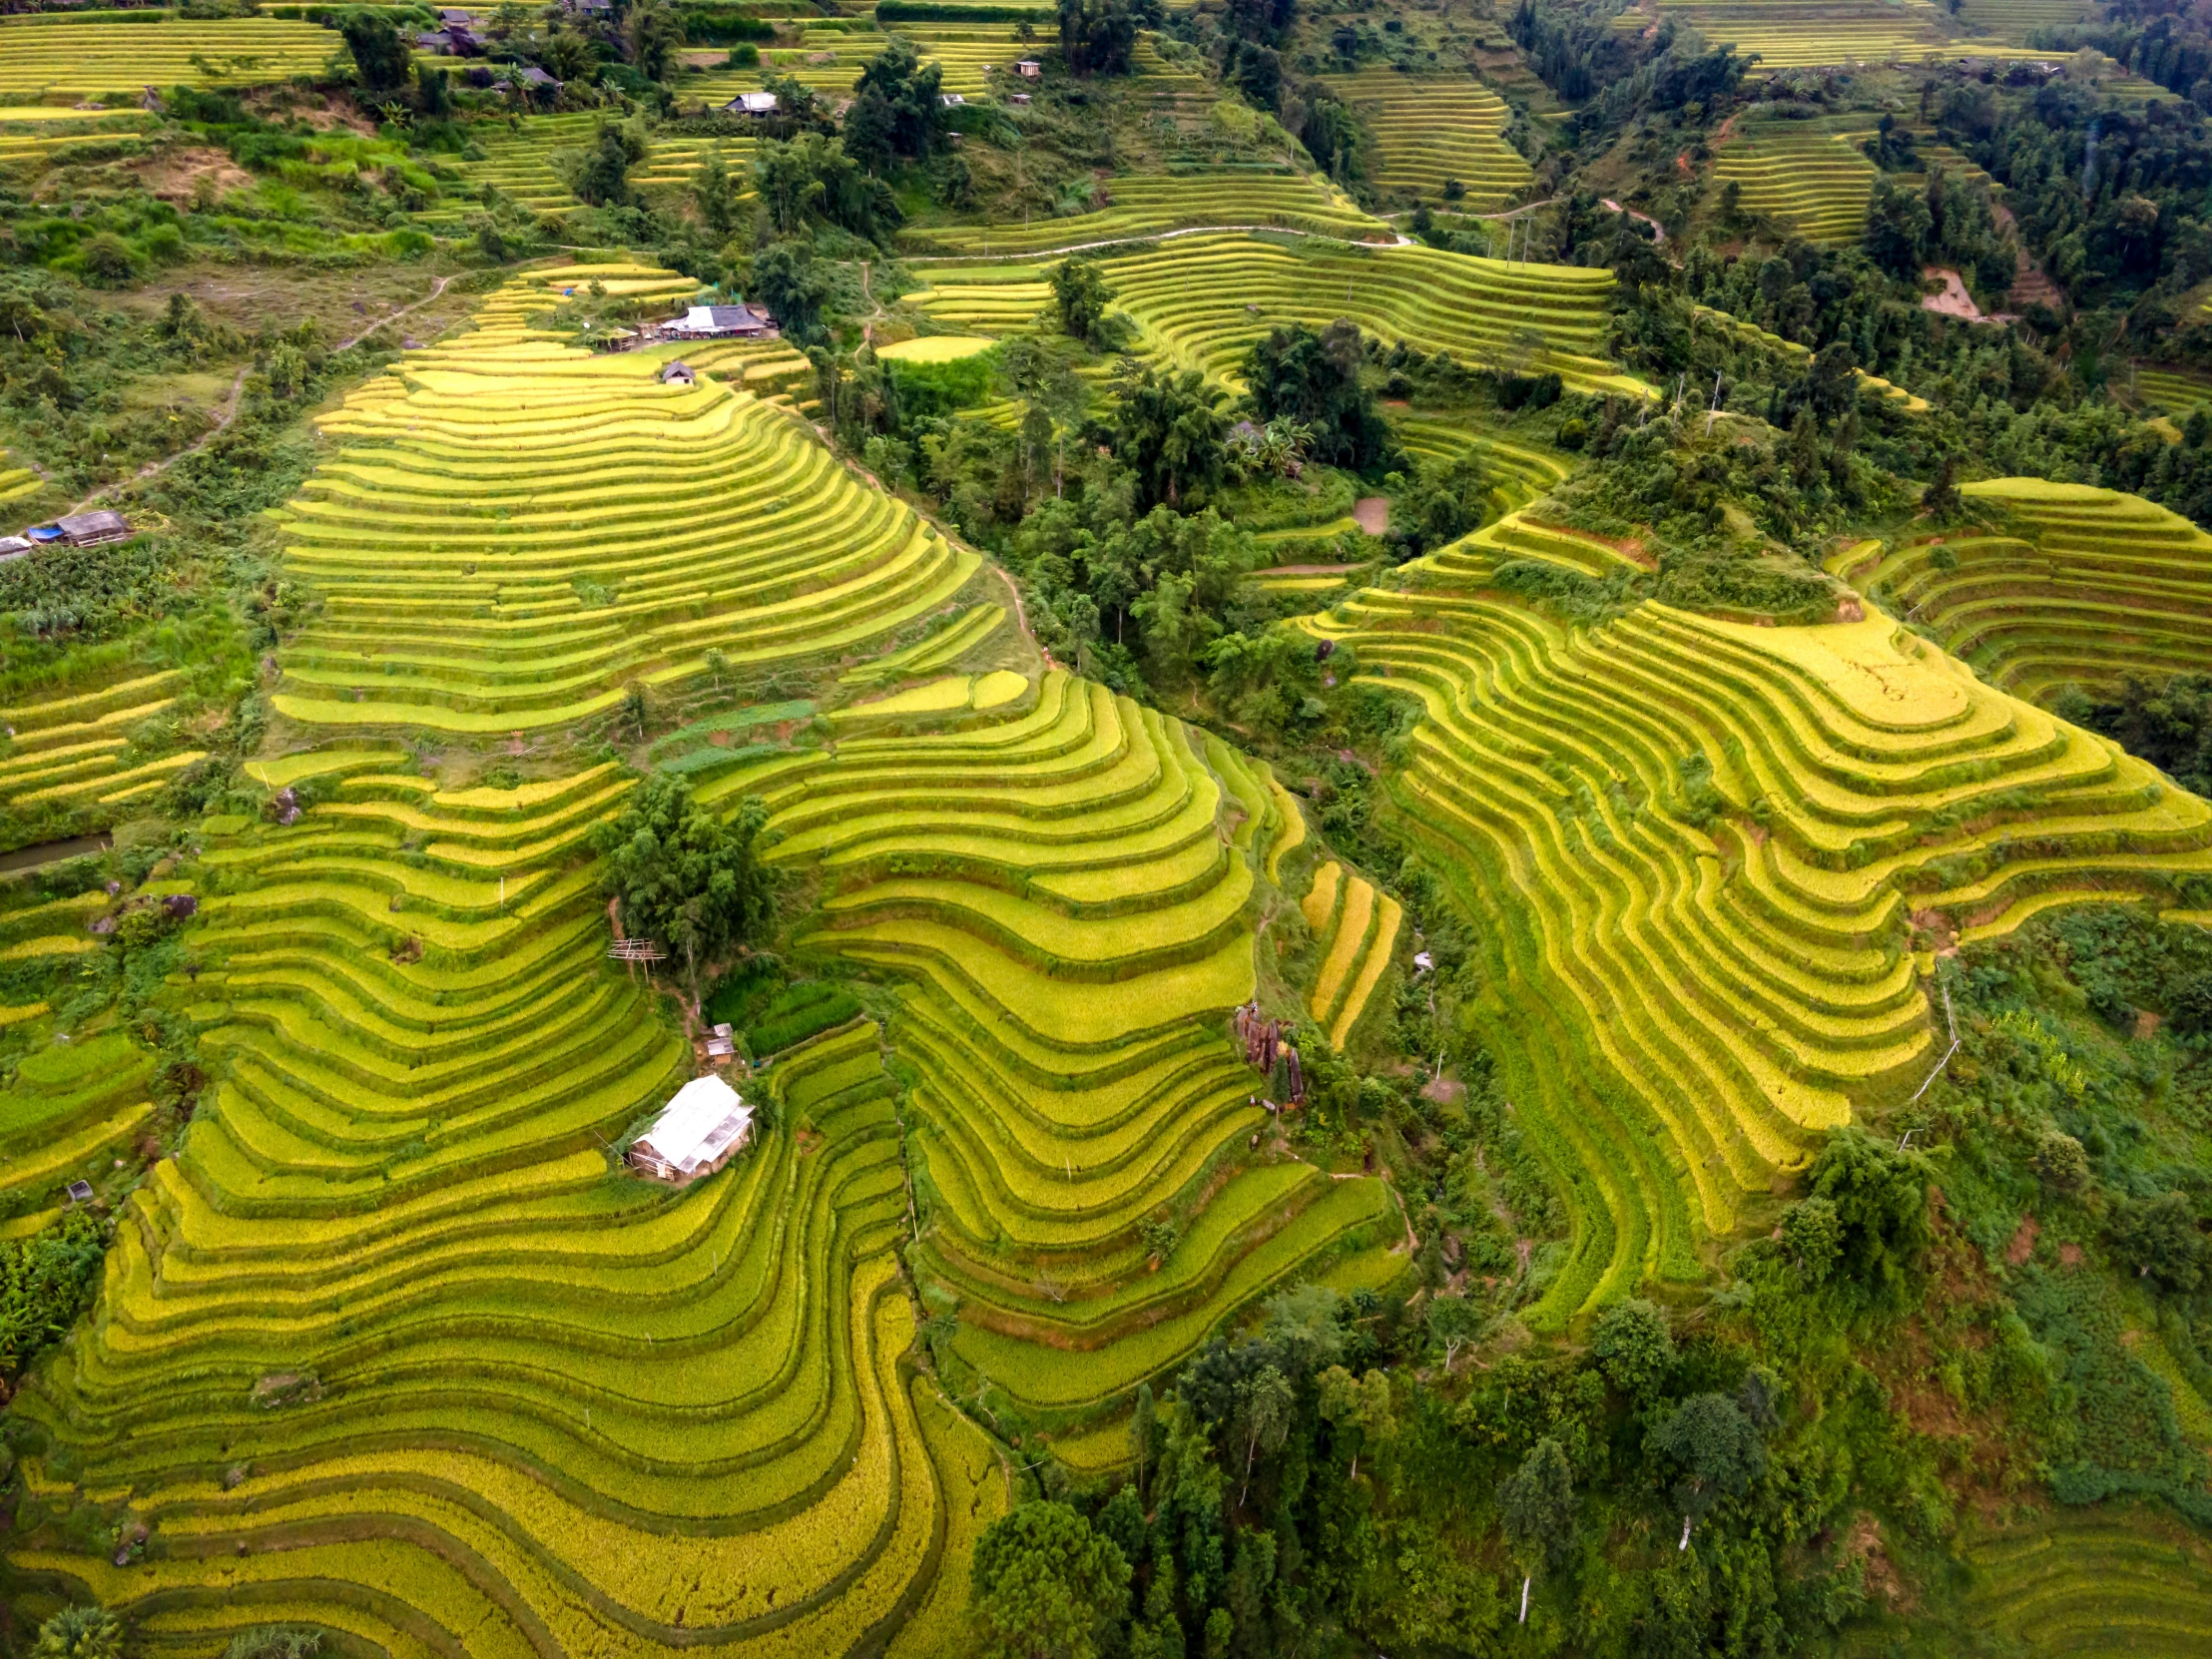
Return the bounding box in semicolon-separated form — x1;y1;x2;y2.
660;360;696;386
661;301;776;340
1015;59;1042;79
629;1075;754;1184
56;510;131;548
722;90;779;116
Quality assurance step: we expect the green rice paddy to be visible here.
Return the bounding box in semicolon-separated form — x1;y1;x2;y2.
1837;479;2212;705
0;15;342;97
913;232;1646;396
1303;559;2212;1329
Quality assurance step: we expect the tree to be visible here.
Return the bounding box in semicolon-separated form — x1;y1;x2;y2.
1114;367;1230;508
592;776;776;992
542;27;597;83
1232;42;1282;110
1497;1437;1575;1622
1395;450;1488;555
625;0;682;81
33;1607;124;1659
1804;1125;1933;1307
1780;1195;1843;1282
339;8;412;96
1050;258;1114;346
1231;1363;1296;1502
691;149;743;238
1130;1381;1158;1503
1243;319;1393;470
0;1211;106;1382
557;120;648;208
1058;0;1141;75
971;1501;1132;1659
1317;1364;1394;1478
2111;1190;2208;1293
752;242;835;344
76;233;139;289
415;62;452;118
1588;1297;1674;1398
846;38;944;165
1651;1391;1765;1548
1425;1293;1486;1370
752;139;825;235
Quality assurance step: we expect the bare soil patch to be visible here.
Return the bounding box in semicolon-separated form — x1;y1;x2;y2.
1351;496;1388;536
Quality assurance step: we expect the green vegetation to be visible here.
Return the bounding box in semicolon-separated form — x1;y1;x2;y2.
10;6;2212;1654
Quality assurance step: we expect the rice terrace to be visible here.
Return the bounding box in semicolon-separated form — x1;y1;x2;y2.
6;0;2212;1655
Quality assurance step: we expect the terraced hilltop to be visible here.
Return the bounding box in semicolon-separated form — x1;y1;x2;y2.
9;761;1005;1653
0;15;342;96
696;674;1397;1425
913;233;1647;395
1315;70;1534;210
1712;121;1880;246
268;268;985;735
1834;479;2212;704
899;171;1389;257
1300;545;2212;1323
4;265;1392;1645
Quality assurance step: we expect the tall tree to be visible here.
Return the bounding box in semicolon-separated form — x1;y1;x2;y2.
592;777;776;994
971;1501;1132;1659
1497;1438;1576;1623
338;9;412;95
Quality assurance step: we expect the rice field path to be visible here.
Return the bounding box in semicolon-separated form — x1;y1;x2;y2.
1601;199;1667;243
58;273;458;520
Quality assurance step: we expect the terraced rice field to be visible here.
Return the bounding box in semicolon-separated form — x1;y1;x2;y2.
0;448;46;508
0;670;205;821
0;106;152;174
0;17;342;96
434;114;758;222
1960;1509;2212;1655
2126;363;2212;412
0;1025;152;1239
1712;123;1879;245
913;233;1647;397
268;265;985;735
1301;862;1402;1051
1658;0;1953;68
1955;0;2092;36
901;170;1388;256
690;672;1394;1421
1317;70;1533;210
7;749;1007;1649
3;260;1406;1632
1300;572;2212;1326
1835;479;2212;705
1391;420;1577;515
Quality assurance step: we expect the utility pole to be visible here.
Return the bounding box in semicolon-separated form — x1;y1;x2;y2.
1705;370;1723;434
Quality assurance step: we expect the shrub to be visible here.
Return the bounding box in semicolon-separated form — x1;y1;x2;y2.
1588;1298;1674;1398
33;1606;123;1659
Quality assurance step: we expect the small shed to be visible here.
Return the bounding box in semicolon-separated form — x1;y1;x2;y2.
940;92;966;107
630;1075;754;1184
0;535;32;561
1011;93;1032;106
723;90;780;116
660;359;696;386
57;510;131;548
1015;59;1042;79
